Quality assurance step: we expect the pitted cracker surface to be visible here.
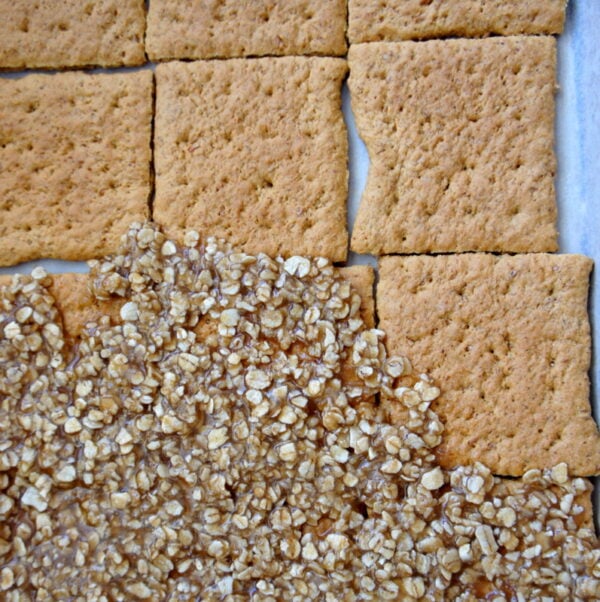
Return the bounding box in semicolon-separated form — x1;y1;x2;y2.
0;71;152;266
349;0;566;43
146;0;347;60
0;0;145;70
349;37;557;255
154;58;348;262
378;253;600;476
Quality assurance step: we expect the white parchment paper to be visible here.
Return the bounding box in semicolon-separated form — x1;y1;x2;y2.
556;1;600;418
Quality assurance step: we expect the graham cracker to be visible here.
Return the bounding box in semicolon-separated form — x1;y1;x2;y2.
0;272;121;340
47;273;123;340
348;0;566;43
146;0;347;60
348;37;558;255
0;0;145;70
378;253;600;477
0;70;152;266
153;58;348;262
0;265;374;340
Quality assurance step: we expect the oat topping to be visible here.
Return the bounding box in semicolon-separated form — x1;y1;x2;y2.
0;223;598;600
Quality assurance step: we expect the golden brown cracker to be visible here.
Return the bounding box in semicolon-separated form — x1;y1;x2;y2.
349;37;557;255
378;253;600;476
153;58;348;262
0;70;152;266
0;0;146;70
146;0;347;60
47;273;123;340
348;0;566;44
2;266;375;345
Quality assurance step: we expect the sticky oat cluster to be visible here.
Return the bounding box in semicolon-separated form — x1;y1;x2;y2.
0;223;598;600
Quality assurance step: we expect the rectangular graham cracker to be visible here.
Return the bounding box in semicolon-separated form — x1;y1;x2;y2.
378;253;600;477
0;266;375;343
45;265;373;368
0;273;122;340
0;70;152;266
348;37;558;255
154;58;348;262
62;266;375;335
146;0;347;61
47;274;124;340
0;0;145;70
348;0;566;44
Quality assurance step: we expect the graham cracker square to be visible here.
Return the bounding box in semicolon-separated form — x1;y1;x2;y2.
378;253;600;476
0;71;152;266
0;0;146;69
41;266;374;340
146;0;347;60
0;265;374;356
153;57;348;262
348;0;566;44
348;37;558;255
